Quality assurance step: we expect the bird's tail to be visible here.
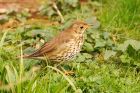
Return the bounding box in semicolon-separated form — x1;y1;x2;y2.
16;54;30;59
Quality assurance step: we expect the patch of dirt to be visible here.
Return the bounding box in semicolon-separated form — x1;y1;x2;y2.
0;0;41;13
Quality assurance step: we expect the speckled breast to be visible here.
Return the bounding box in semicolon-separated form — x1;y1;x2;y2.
51;36;84;62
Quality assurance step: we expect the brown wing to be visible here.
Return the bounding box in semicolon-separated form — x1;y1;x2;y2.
24;31;73;58
27;39;57;57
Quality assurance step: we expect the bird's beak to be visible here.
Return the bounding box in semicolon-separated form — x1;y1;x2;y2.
85;24;91;29
88;24;94;27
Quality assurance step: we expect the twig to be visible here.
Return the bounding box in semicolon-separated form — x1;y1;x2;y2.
52;2;65;23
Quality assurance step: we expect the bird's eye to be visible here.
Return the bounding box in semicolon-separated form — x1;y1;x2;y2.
80;26;83;29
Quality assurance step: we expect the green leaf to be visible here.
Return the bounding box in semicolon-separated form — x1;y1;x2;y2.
120;54;131;63
117;39;140;52
85;17;100;29
103;32;110;39
90;31;100;39
106;39;114;47
76;54;86;62
5;65;17;83
65;0;78;7
94;39;106;48
82;53;92;59
83;42;94;52
104;50;116;60
86;37;93;43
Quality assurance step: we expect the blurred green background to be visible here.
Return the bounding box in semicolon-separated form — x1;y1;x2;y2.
0;0;140;93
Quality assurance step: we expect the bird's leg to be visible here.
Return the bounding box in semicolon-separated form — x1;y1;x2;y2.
56;62;75;75
60;66;74;75
50;61;74;75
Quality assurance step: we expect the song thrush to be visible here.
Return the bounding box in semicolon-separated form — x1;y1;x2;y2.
23;21;89;62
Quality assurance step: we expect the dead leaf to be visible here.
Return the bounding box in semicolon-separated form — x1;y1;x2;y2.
1;19;20;30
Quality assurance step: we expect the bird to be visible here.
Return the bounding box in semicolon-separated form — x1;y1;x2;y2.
22;21;89;62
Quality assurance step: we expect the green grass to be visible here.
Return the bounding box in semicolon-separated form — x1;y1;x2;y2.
0;0;140;93
100;0;140;39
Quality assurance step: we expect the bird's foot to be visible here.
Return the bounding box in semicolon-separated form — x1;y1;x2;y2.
64;70;74;75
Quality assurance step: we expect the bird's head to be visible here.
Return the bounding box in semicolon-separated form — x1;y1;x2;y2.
69;21;89;35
